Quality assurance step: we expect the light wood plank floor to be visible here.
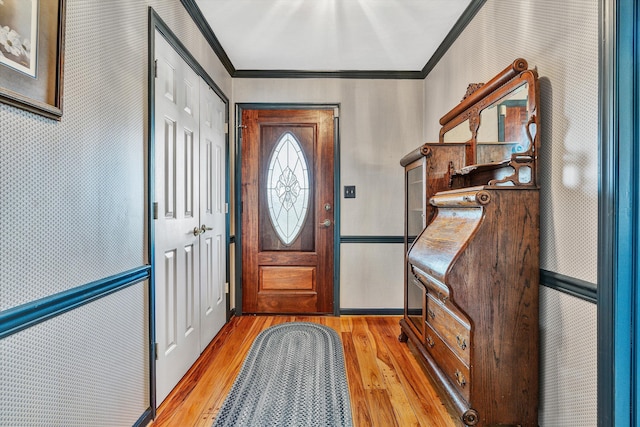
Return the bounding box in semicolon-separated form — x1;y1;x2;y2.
150;315;458;427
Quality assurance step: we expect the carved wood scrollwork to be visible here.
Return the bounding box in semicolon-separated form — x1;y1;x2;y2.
462;83;485;101
489;114;539;186
468;107;480;137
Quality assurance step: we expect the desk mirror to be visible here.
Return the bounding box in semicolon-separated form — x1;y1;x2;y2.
438;58;540;187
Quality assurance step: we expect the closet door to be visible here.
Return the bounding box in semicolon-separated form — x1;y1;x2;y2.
198;80;227;349
154;32;202;404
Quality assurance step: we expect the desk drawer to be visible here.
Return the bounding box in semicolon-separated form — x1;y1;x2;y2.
425;322;471;402
426;293;470;364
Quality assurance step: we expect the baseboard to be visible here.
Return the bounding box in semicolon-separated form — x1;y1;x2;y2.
133;408;153;427
340;308;404;316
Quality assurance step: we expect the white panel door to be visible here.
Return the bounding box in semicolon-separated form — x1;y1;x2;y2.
154;32;201;404
198;80;227;349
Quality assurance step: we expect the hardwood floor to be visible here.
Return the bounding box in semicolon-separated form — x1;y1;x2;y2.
149;315;458;427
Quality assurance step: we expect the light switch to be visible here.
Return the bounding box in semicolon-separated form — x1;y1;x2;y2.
344;185;356;198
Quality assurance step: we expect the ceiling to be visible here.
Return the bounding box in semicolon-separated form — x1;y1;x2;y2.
189;0;477;76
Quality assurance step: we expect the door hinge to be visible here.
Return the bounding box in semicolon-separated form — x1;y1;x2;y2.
153;202;158;219
225;202;229;214
225;282;230;294
224;122;229;134
154;342;159;360
154;59;157;78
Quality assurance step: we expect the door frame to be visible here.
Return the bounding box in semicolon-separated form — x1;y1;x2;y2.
235;103;341;316
598;0;640;425
148;8;231;415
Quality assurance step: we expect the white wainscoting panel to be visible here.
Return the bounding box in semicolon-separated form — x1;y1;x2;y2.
539;286;597;426
340;243;404;309
0;283;149;426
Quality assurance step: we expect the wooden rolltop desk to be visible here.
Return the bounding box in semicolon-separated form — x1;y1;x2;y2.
399;59;540;427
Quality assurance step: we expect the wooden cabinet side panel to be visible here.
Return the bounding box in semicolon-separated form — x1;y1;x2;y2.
450;189;540;425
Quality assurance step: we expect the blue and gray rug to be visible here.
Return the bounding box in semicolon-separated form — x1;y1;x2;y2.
213;322;353;427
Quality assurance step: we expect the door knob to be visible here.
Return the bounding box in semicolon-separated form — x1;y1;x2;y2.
201;224;213;233
319;219;332;228
192;227;202;236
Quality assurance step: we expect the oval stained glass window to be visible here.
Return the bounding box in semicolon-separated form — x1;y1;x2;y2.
266;132;310;246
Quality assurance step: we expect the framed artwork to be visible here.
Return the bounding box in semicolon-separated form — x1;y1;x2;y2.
0;0;66;119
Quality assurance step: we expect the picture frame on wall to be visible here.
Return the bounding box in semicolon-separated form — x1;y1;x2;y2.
0;0;66;120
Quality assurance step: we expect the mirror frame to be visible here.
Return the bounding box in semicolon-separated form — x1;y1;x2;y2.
438;58;540;187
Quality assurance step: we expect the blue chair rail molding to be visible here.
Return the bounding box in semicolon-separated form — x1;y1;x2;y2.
0;266;151;340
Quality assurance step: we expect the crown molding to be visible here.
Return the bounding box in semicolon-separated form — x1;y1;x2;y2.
181;0;487;80
232;69;424;79
420;0;487;78
180;0;236;76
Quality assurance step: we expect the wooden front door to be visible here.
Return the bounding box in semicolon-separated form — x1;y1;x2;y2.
241;108;335;314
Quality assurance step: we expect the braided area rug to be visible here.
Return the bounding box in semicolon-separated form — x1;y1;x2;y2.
212;322;353;427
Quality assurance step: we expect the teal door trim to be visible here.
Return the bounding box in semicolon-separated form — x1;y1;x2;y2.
598;1;640;425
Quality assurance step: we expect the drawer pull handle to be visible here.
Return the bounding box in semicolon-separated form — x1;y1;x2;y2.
455;369;466;387
427;309;435;320
426;336;435;348
456;335;467;350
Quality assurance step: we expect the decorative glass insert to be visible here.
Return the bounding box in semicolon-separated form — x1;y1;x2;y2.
266;132;310;246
